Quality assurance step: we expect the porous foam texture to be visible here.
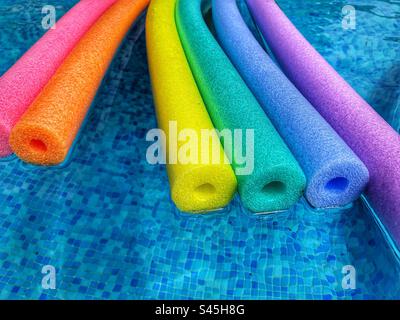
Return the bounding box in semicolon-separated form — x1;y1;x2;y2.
213;0;369;208
176;0;306;213
0;0;119;157
247;0;400;243
9;0;149;165
146;0;237;213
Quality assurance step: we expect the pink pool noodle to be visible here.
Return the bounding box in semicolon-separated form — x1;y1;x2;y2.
0;0;118;157
247;0;400;245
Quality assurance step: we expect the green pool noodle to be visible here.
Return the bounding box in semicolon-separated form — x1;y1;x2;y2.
176;0;306;213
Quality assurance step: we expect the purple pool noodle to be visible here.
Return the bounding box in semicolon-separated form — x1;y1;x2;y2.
212;0;369;208
247;0;400;244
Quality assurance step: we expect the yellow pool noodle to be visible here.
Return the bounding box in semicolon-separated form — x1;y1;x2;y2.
146;0;237;212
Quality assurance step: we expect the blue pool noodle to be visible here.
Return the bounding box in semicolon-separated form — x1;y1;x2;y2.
212;0;369;208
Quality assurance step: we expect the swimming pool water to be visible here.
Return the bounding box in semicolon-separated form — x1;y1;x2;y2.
0;0;399;299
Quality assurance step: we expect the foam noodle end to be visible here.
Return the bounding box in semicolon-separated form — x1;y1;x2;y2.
9;123;66;165
239;165;306;213
306;159;370;208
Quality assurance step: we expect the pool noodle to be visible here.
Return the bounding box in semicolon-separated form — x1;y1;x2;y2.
9;0;149;165
213;0;369;208
176;0;306;213
247;0;400;243
0;0;119;157
146;0;237;212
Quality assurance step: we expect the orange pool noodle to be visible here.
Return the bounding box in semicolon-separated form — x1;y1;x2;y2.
9;0;149;165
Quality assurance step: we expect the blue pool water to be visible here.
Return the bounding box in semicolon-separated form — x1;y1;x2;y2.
0;0;399;299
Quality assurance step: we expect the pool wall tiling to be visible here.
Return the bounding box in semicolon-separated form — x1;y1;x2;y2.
0;0;399;299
